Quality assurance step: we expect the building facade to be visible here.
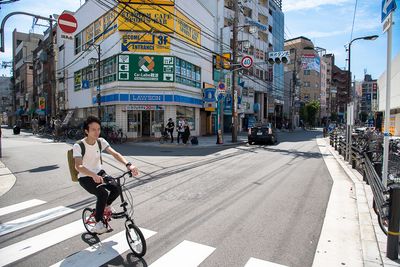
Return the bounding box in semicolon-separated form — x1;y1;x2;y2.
12;30;43;125
0;76;12;124
378;52;400;136
58;0;215;138
360;74;378;124
331;65;350;123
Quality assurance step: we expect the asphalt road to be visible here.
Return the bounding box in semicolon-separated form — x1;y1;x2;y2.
0;128;332;267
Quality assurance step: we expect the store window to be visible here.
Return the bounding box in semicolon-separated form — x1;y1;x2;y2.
151;110;164;134
101;105;116;123
74;71;81;91
176;106;195;130
127;110;141;134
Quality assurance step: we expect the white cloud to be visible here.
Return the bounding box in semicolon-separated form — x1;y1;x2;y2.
283;0;352;12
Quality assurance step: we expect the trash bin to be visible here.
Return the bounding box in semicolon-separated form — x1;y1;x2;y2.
13;125;20;135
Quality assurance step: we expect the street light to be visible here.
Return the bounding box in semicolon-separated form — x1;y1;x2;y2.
346;34;378;161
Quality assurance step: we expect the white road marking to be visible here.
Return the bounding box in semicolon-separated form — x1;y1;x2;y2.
50;227;156;267
244;257;288;267
0;199;45;216
0;219;84;267
0;206;75;236
149;240;215;267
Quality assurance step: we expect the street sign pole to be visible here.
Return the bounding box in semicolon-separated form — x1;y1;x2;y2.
382;8;394;189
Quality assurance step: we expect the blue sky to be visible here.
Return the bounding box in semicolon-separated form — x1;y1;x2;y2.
1;0;399;82
283;0;400;81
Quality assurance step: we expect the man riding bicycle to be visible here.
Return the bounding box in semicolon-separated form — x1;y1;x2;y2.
73;116;139;234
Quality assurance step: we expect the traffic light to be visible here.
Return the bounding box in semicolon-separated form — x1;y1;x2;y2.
268;51;290;64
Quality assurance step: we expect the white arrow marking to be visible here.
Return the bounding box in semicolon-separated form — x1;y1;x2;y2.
383;0;391;14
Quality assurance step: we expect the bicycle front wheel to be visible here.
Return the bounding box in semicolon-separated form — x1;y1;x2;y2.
125;220;146;257
82;208;96;234
159;137;165;144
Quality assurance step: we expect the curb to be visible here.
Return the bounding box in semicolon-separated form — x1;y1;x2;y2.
0;160;16;197
321;138;383;266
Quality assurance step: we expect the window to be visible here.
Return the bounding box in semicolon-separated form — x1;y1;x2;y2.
101;105;115;123
175;58;201;88
304;70;311;75
59;45;64;51
74;71;81;91
176;106;196;130
304;81;310;87
128;111;141;133
74;33;82;54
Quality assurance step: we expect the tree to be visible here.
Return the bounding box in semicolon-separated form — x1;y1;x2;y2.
305;100;320;128
330;112;338;122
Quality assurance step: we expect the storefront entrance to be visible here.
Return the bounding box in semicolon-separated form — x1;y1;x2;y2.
127;107;164;138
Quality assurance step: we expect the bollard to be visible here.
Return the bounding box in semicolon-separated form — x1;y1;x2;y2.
386;184;400;260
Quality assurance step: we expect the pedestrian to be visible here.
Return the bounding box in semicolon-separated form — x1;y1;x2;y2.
31;117;38;135
183;121;191;144
73;115;139;234
177;117;185;144
165;118;175;143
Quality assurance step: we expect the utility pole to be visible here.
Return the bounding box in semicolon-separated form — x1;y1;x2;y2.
290;49;297;130
231;0;239;143
97;45;101;120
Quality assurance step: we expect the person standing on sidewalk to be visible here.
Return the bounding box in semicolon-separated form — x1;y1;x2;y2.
73;115;139;234
177;117;185;144
165;118;175;143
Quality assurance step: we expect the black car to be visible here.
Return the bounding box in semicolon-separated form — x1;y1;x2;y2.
248;123;277;145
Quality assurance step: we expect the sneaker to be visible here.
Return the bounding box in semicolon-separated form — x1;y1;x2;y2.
93;221;108;234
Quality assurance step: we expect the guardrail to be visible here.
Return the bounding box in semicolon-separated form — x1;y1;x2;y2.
328;130;400;259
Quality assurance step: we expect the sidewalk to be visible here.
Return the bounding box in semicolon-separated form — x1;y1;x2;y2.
0;160;16;197
314;137;400;266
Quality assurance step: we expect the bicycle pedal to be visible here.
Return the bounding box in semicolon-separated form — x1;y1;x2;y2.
107;228;114;233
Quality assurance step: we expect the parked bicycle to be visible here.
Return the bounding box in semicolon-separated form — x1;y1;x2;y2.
159;130;171;144
82;170;146;257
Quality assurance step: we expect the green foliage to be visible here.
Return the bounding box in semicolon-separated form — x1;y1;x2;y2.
305;101;320;127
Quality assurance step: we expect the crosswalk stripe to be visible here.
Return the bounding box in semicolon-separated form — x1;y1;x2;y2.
50;227;157;267
0;199;46;216
0;206;75;236
149;240;215;267
244;257;288;267
0;219;84;267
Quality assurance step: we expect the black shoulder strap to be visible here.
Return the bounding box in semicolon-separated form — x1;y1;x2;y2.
97;139;103;165
78;141;85;158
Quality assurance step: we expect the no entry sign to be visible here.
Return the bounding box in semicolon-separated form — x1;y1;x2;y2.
58;13;78;34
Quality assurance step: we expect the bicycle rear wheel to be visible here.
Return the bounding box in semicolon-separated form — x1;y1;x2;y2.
159;136;165;144
125;219;146;257
82;208;96;234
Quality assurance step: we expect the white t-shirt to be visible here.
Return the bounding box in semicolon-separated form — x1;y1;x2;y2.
72;138;110;178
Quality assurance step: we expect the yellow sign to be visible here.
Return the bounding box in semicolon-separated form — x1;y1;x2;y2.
118;4;174;32
175;10;201;47
122;33;170;53
382;115;396;136
38;97;45;110
215;53;231;69
93;17;103;40
118;0;174;4
84;24;94;45
102;10;117;39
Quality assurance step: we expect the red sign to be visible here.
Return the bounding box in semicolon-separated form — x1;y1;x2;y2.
58;13;78;34
241;56;253;69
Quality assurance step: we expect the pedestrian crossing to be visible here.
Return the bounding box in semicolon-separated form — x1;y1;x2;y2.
0;199;288;267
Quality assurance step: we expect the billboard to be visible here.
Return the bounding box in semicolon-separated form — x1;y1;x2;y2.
121;32;170;53
118;54;175;82
118;4;174;32
301;54;320;73
175;10;201;47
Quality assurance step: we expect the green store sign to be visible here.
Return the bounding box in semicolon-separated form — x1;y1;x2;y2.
117;54;175;82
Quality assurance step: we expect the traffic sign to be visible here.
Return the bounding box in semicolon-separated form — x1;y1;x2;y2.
218;82;225;91
58;13;78;34
382;0;397;22
241;56;253;69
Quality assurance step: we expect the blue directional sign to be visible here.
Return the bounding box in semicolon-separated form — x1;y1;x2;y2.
382;0;397;22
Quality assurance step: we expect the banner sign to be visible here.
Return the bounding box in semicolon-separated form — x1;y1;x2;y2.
126;105;164;110
121;33;170;53
301;54;320;73
38;97;45;110
175;10;201;47
118;54;175;82
118;4;174;32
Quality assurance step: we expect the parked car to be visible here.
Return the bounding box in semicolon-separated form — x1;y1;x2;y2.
248;123;277;145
